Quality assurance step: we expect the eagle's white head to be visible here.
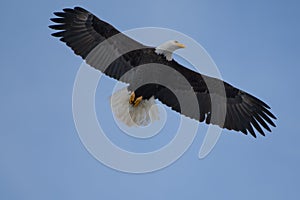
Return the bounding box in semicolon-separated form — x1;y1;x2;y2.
155;40;185;61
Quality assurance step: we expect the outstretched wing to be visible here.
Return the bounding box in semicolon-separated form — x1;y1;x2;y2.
49;7;146;80
153;61;276;138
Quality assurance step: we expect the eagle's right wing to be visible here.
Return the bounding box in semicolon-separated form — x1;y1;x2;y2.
153;61;277;138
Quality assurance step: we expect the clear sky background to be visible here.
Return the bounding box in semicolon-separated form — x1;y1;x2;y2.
1;0;299;199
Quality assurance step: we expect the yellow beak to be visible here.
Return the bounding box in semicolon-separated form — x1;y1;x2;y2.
176;43;186;48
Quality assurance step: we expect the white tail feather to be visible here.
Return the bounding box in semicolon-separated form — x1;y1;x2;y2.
111;87;159;126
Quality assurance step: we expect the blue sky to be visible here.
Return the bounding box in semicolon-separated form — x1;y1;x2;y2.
1;0;300;199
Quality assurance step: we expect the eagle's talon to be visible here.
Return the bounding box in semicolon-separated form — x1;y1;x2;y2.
134;96;143;107
129;92;135;104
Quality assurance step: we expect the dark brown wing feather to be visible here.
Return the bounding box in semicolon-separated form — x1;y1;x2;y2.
49;7;146;78
153;60;276;138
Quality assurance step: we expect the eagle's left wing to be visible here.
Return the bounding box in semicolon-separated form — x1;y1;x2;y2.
49;7;146;81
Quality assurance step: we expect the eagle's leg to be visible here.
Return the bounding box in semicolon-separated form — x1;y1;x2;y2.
129;92;143;107
129;92;135;104
133;96;143;107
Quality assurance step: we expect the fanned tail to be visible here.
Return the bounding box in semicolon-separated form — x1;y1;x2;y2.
111;87;159;126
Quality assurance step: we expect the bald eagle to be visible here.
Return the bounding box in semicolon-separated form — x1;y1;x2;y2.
49;6;276;138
